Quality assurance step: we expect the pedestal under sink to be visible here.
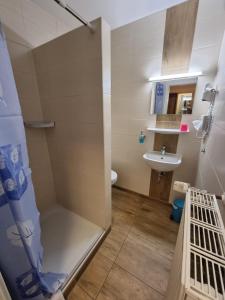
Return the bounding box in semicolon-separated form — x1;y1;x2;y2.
143;151;182;172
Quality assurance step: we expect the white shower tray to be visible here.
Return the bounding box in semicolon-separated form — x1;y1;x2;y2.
40;205;104;284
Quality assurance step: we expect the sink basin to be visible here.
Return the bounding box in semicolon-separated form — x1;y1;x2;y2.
143;151;182;172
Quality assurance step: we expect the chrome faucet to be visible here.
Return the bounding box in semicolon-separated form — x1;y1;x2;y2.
160;145;166;155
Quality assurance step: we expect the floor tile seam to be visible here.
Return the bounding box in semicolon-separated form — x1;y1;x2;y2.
78;285;95;300
94;217;134;298
113;262;166;297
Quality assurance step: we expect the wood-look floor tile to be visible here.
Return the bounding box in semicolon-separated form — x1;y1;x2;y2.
140;199;172;217
132;199;179;242
68;285;93;300
74;188;178;299
112;206;135;235
78;252;113;299
112;188;144;214
116;234;172;295
130;216;178;245
98;229;127;261
96;264;163;300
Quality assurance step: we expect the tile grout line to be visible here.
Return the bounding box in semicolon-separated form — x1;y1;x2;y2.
94;225;133;299
77;283;95;300
94;201;139;299
113;262;166;298
111;196;168;298
77;207;136;299
72;191;173;299
77;285;95;300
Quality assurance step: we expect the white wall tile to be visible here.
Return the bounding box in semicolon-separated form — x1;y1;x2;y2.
195;31;225;196
189;46;221;74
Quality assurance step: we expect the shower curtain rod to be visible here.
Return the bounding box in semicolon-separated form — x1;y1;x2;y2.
53;0;94;32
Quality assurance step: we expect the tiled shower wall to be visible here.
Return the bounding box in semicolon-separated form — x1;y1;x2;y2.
0;0;77;211
33;18;111;229
195;31;225;195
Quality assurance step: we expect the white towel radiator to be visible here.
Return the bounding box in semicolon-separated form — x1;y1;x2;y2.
166;188;225;300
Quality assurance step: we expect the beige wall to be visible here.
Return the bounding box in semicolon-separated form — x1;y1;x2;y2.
112;0;225;196
101;19;112;227
0;0;74;212
195;31;225;195
112;10;164;195
33;18;111;228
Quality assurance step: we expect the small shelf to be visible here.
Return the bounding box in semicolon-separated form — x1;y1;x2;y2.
24;121;55;129
147;127;189;134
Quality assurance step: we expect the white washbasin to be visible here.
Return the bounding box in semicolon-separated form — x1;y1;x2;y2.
143;151;182;172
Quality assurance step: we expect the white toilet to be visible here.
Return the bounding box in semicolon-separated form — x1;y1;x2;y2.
111;170;118;185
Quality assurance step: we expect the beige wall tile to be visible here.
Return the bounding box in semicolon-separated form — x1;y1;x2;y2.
21;0;56;27
23;129;56;212
0;4;27;46
0;0;22;12
0;0;75;212
111;11;165;196
34;18;111;228
7;40;34;73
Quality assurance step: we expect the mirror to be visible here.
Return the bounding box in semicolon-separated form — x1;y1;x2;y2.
151;77;198;115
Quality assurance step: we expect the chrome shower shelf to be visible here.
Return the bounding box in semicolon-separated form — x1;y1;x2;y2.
24;121;55;129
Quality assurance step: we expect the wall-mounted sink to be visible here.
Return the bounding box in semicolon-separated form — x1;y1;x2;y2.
143;151;182;172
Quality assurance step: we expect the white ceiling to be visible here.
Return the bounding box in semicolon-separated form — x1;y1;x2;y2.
33;0;187;29
66;0;187;29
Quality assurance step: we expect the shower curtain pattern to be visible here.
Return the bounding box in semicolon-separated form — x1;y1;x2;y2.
0;24;66;299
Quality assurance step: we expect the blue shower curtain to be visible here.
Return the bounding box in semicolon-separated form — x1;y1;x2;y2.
0;24;66;299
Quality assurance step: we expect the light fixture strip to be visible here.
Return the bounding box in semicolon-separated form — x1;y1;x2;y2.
148;72;202;82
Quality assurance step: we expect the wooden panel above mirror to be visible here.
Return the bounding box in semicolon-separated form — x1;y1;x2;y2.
162;0;199;75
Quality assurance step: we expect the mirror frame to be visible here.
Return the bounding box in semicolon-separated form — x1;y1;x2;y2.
149;75;199;115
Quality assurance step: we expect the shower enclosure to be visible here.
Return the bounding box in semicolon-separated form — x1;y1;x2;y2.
0;17;111;299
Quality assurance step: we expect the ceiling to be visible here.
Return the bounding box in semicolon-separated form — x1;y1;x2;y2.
32;0;187;29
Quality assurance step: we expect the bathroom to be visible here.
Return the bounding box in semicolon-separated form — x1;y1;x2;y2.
0;0;225;299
